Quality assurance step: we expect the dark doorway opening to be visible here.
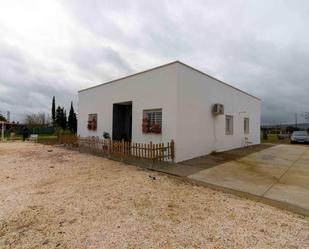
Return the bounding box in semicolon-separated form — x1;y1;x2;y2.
112;101;132;141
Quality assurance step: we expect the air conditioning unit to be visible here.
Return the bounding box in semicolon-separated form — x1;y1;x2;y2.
212;103;224;115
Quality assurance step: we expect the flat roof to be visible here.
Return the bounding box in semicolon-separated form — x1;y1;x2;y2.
78;60;260;100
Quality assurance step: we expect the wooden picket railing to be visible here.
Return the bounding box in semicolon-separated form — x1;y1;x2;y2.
59;135;175;163
59;135;78;145
102;139;174;162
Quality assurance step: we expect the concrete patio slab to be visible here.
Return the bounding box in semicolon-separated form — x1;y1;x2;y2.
240;146;303;167
188;161;288;196
264;165;309;211
184;144;309;216
294;160;309;172
278;168;309;188
264;183;309;211
293;163;309;175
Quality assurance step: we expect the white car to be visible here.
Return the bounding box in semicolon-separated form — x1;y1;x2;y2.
290;131;309;144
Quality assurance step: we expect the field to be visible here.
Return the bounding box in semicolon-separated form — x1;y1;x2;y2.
0;142;309;249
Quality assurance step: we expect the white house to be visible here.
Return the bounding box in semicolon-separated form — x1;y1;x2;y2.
78;61;261;162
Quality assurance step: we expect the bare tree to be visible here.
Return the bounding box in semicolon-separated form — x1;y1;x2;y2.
24;113;49;127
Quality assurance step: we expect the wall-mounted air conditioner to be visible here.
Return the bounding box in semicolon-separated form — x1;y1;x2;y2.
212;103;224;115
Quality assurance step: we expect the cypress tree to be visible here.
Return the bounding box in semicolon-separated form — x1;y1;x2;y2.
51;96;56;127
62;109;67;130
55;106;62;128
68;102;77;133
56;106;64;129
72;110;77;134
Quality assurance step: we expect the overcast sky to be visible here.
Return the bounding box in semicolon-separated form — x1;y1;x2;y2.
0;0;308;124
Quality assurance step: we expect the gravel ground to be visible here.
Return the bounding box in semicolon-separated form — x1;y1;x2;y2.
0;142;309;249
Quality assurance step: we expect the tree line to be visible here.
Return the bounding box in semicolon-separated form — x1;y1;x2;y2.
51;96;77;134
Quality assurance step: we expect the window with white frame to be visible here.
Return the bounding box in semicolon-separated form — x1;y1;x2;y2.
244;117;249;134
225;115;233;135
142;109;162;134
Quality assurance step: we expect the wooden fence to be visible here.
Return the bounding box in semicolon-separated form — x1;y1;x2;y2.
59;135;175;163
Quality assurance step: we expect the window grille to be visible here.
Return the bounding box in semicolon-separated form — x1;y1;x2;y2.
142;109;162;134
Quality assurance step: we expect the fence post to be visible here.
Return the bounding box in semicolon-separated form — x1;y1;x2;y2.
78;135;80;152
109;139;112;156
149;141;153;163
161;142;164;162
171;140;175;163
121;139;124;161
153;143;156;164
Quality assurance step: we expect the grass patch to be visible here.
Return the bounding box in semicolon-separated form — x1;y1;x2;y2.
261;134;290;144
4;134;58;141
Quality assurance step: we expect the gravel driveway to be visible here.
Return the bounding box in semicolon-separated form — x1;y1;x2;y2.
0;142;309;249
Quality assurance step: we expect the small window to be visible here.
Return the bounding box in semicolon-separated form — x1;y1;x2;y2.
244;118;249;134
88;113;97;131
225;115;233;135
142;109;162;134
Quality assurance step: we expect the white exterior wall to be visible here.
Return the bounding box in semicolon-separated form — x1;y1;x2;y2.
78;63;178;144
78;61;261;163
174;63;261;162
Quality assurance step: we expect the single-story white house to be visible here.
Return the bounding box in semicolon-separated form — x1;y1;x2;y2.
78;61;260;162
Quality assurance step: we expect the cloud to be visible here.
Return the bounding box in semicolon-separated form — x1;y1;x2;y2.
70;46;133;79
0;0;308;124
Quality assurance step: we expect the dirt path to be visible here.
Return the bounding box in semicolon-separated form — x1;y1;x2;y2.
0;142;308;249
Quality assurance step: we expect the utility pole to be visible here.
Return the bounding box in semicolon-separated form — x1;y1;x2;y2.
295;113;298;128
1;123;4;141
7;111;10;122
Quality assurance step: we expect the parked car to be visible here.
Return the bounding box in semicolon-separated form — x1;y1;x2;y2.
290;131;309;144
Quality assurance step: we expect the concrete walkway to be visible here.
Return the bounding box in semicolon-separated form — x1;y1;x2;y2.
152;144;309;216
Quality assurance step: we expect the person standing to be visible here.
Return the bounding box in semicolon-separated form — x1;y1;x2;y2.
22;126;29;142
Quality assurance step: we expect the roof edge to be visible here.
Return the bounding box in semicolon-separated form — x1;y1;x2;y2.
78;60;260;101
176;61;260;101
78;60;179;93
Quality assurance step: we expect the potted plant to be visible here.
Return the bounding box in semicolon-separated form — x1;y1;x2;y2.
87;120;92;130
151;123;161;134
103;132;110;139
102;132;110;151
142;118;149;133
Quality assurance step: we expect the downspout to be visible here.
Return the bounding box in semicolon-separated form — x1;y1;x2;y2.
213;115;218;152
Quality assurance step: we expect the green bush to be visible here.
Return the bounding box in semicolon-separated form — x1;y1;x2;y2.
54;128;75;137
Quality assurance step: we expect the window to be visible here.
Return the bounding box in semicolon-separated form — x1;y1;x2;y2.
88;113;97;131
244;118;249;134
225;115;233;135
142;109;162;134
